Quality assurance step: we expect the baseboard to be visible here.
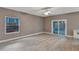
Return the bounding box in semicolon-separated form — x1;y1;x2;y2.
0;32;73;43
0;32;44;43
65;35;73;38
43;32;73;38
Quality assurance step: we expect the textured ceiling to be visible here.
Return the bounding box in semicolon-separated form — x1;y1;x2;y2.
5;7;79;17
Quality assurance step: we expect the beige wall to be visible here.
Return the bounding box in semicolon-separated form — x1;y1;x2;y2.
1;7;79;40
0;8;44;40
44;12;79;36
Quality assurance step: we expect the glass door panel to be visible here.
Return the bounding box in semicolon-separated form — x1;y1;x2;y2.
53;21;58;34
59;21;65;35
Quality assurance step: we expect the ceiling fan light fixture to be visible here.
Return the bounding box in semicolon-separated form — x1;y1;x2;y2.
44;11;51;15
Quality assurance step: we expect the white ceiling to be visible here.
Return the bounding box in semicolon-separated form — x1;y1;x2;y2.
5;7;79;17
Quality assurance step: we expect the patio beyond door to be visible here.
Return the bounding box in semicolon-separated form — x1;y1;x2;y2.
51;20;67;36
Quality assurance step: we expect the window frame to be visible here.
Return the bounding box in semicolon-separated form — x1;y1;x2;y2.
5;16;20;35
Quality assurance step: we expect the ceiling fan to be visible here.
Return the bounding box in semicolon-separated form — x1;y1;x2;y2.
39;7;53;15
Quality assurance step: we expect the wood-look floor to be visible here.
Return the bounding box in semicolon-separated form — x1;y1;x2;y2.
0;34;79;51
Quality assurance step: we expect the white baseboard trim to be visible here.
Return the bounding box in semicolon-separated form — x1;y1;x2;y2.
0;32;73;43
0;32;44;43
43;32;73;38
65;35;73;38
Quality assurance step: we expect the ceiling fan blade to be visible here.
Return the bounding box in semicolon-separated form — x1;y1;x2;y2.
41;7;52;10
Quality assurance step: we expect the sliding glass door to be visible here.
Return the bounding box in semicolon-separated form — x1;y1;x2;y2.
51;20;67;36
53;21;58;34
59;21;65;35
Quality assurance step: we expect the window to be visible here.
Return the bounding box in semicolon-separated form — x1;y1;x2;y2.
5;16;20;34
